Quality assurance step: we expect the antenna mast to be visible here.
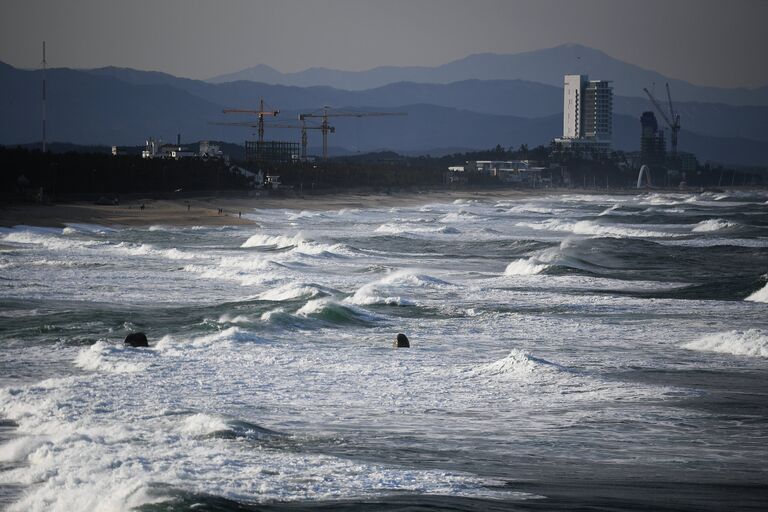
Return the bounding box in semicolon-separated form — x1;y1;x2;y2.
42;41;47;152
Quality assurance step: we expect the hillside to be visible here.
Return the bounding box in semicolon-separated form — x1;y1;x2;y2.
207;44;768;105
2;61;766;166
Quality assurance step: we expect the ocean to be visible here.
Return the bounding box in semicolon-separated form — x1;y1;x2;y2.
1;191;767;511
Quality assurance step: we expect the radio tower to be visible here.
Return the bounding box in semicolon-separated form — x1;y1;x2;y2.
42;41;47;152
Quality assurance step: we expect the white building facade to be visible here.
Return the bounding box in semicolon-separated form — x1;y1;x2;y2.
556;74;613;155
562;74;587;139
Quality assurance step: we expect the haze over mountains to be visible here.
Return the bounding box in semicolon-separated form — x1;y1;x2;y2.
2;44;767;165
209;44;768;106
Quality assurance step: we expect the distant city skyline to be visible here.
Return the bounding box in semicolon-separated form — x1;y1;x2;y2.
1;0;766;89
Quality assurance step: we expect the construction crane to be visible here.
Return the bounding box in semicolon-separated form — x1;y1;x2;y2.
209;120;332;161
643;83;681;159
299;107;407;160
221;99;279;143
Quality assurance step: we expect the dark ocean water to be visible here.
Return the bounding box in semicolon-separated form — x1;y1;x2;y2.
1;191;767;511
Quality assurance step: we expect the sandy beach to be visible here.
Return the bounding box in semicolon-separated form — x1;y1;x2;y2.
0;189;541;228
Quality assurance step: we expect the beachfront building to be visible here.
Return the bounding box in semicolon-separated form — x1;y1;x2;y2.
199;141;224;159
553;74;613;157
447;160;549;187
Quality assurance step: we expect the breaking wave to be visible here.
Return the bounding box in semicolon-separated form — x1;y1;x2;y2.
691;218;739;232
178;413;281;440
472;349;571;379
745;281;768;303
296;298;380;325
242;233;304;249
516;219;677;238
257;282;326;301
75;340;156;373
682;329;768;358
504;258;549;276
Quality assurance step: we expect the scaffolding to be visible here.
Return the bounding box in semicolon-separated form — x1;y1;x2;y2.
245;140;300;163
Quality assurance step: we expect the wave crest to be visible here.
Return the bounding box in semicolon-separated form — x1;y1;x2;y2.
296;298;379;325
75;341;155;373
504;258;549;276
746;281;768;303
474;349;568;378
242;233;304;249
683;329;768;358
691;218;738;232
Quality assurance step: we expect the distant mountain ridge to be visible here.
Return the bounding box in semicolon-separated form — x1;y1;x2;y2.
2;60;767;166
86;66;768;143
207;44;768;106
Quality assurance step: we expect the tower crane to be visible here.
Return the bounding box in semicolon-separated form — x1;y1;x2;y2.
209;120;333;161
643;83;681;159
299;107;407;160
221;99;279;143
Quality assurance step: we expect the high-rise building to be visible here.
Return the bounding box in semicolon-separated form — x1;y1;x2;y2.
562;75;587;139
640;111;666;166
582;80;612;141
554;74;613;156
561;74;612;141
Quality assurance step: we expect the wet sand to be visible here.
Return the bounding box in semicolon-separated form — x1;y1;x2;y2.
0;189;540;228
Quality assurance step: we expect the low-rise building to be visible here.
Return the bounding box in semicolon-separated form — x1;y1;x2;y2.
199;141;224;159
447;160;548;187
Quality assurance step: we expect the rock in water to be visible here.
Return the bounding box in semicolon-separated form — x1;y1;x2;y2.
124;332;149;347
394;333;410;348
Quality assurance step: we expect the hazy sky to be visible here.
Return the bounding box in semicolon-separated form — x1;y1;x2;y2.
1;0;766;88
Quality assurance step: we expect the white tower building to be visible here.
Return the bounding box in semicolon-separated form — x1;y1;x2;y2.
556;74;613;155
563;74;587;139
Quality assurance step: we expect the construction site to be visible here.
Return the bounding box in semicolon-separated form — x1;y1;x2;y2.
210;99;406;163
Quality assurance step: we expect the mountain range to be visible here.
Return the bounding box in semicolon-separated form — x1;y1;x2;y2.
2;43;767;166
208;44;768;106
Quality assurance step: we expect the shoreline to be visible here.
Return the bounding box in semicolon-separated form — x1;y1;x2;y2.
0;186;755;229
1;188;541;229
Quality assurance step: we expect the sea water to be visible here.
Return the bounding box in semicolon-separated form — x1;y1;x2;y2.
1;191;767;511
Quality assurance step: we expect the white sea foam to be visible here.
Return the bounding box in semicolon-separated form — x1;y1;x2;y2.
75;341;155;373
178;413;231;437
745;282;768;303
691;218;738;232
111;242;196;260
2;192;761;511
516;219;676;238
242;233;304;249
682;329;768;358
1;228;103;251
295;298;327;316
439;211;477;223
378;269;452;287
154;327;269;353
260;307;287;322
344;269;448;306
217;313;252;324
504;258;549;276
0;436;51;463
258;282;324;301
476;349;559;377
183;254;280;287
504;204;561;215
658;238;768;248
374;223;460;236
291;241;354;257
345;281;411;306
64;223;116;235
287;210;324;220
598;204;624;216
